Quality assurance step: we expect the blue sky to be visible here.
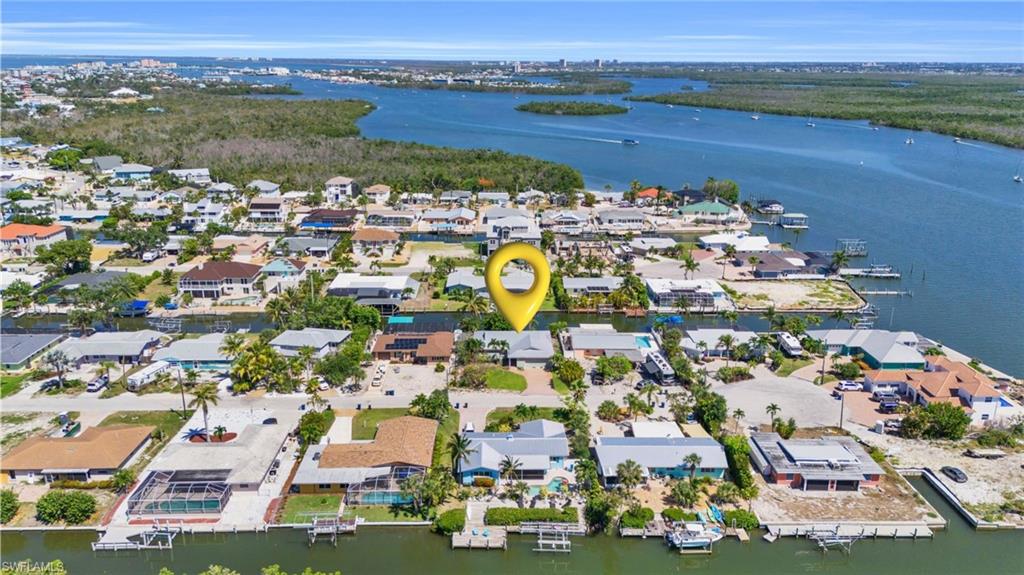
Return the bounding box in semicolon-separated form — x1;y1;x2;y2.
2;1;1022;62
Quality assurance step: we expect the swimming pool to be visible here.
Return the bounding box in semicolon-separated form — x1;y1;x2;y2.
635;336;654;349
528;477;568;497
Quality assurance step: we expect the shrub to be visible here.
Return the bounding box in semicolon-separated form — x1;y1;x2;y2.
473;476;495;488
1;490;19;524
722;435;755;490
661;507;685;522
597;400;622;422
723;508;759;530
835;362;862;380
47;479;114;490
432;508;466;535
619;506;654;529
35;490;97;524
716;366;753;383
484;507;578;526
434;363;446;373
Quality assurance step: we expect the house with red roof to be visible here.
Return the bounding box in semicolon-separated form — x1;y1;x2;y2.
0;223;67;257
864;357;1006;424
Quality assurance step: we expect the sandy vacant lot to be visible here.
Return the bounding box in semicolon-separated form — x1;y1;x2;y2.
713;376;842;428
723;279;864;311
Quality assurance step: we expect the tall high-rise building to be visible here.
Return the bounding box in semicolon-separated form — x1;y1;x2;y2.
558;58;568;69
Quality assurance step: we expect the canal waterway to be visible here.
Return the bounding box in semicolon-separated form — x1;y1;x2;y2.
2;479;1021;574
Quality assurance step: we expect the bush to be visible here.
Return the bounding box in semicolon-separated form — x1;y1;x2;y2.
1;490;19;524
716;366;753;383
434;363;446;373
432;508;466;535
47;479;114;490
619;506;655;529
35;490;97;525
484;507;578;526
723;508;759;530
723;435;756;490
835;362;862;380
472;476;495;488
597;400;622;422
661;507;685;522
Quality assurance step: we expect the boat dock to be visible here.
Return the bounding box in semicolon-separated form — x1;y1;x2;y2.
764;522;933;541
839;264;901;279
726;527;750;542
92;525;182;551
451;527;507;550
859;289;913;297
619;520;667;538
306;518;356;546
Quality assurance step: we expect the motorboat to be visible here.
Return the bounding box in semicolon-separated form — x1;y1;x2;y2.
621;139;640;146
665;523;724;549
905;138;914;145
751;114;760;120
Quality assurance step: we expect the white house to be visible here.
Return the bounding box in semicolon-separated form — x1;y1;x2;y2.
325;176;356;203
699;231;771;252
485;216;541;255
168;168;212;185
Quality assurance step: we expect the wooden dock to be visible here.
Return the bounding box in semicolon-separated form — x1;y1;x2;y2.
764;523;933;541
451;527;507;550
726;527;750;542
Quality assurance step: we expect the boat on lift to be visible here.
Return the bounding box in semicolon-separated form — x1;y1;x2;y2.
665;524;724;550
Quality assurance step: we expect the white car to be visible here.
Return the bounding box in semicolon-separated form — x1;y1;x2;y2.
836;380;863;392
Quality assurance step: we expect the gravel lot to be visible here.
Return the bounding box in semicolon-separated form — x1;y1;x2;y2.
713;375;842;428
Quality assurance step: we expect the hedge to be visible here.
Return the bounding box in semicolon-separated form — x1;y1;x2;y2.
723;508;759;530
1;490;19;524
661;507;698;523
723;434;755;490
484;507;578;526
433;508;466;535
473;476;495;488
619;506;654;529
48;479;114;490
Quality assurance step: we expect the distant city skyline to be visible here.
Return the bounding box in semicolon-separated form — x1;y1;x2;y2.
2;1;1022;63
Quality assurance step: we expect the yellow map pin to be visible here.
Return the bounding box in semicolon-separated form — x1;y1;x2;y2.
485;242;550;332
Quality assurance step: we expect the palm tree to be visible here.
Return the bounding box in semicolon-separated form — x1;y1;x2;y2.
624;393;647;422
830;250;849;273
761;305;781;331
488;339;510;367
449;432;476;471
219;333;247;360
507;480;530;508
765;403;781;430
212;425;227;441
499;455;522;483
731;408;745;433
717;334;735;367
829;309;848;327
297;345;317;386
683;453;703;482
720;310;739;327
640;383;658;407
616;459;644;501
680;256;699;280
42;350;70;390
463;293;489;315
188;384;220;442
97;360;117;384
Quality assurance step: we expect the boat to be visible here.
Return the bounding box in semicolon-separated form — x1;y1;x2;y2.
694;108;701;112
905;137;914;145
692;117;700;121
751;114;760;120
954;137;962;144
805;116;816;128
667;104;674;108
621;139;640;146
1014;175;1023;183
665;523;725;549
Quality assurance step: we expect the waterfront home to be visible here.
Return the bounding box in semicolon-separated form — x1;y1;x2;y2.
352;227;400;257
805;329;925;370
168;168;212;185
699;231;770;252
261;257;307;279
739;250;830;279
300;208;358;230
540;210;590;235
594;436;727;486
445;267;533;295
327;273;419;299
113;163;153;181
54;330;164;366
422;208;476;232
371;332;454;364
0;333;65;370
153;333;231;371
457;419;570;485
681;328;759;359
678;199;743;224
325;176;356;203
277;236;338;258
596;208;646;232
864;357;1004;424
270;328;351;358
635;187;661;204
645;278;730;311
748;432;883;491
181;199;226;231
562;276;624;298
90;155;123;174
363;184;392;205
516;189;546;205
128;409;295;517
208;181;238;198
561;324;652;362
247;179;281;196
248;197;286;223
628;237;677;256
179;261;263;300
481;206;529;224
473;330;554;368
0;223;68;257
364;209;416;229
485;216;541;255
1;425;153;483
292;416;436;504
440;190;473;205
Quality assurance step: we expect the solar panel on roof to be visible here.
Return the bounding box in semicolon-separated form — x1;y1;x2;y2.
385;337;427;350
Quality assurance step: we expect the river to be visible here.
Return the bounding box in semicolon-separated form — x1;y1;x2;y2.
2;479;1021;575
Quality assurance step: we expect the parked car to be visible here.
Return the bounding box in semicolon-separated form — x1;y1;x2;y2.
317;380;329;392
879;400;901;413
86;374;109;393
872;389;898;402
836;380;862;392
940;466;968;483
463;422;475;433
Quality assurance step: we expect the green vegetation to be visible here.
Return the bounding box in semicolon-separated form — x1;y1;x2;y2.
0;374;29;398
485;406;561;431
351;408;408;440
432;507;466;535
203;84;301;96
661;507;698;522
8;92;583;192
619;506;655;529
722;435;758;495
0;490;19;524
279;495;341;524
900;402;973;440
484;506;578;526
297;409;336;447
773;357;812;377
515;101;629;115
716;366;754;383
723;508;760;530
627;71;1024;149
35;490;97;524
341;505;425;523
484;368;528;392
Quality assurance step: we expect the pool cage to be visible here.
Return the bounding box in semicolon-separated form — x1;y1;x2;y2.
343;465;423;506
127;470;232;516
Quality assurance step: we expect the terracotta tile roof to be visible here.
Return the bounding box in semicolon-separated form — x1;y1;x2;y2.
372;332;454;359
929;357;1001;398
352;227;400;242
637;187;660;198
0;223;66;240
181;261;263;281
318;416;437;468
1;425;153;471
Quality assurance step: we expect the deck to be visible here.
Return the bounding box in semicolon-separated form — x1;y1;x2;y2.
764;523;933;540
451;527;507;550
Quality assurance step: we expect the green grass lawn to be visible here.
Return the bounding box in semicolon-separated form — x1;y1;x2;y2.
551;375;569;395
774;358;813;377
432;409;460;468
485;368;527;392
280;495;341;523
485;407;561;428
140;275;179;301
1;374;29;398
351;408;408;440
341;505;425;522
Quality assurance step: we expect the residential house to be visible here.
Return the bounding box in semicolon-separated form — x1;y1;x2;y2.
516;189;546;205
364;209;416;229
864;357;1005;424
739;250;830;279
678;199;743;224
561;324;650;363
54;330;164;366
635;187;661;204
300;208;358;231
457;419;569;485
211;235;270;258
474;331;554;369
682;328;759;359
485;216;541;255
699;231;770;252
481;207;529;224
153;333;231;370
561;277;623;298
247;179;281;196
248;197;286;223
594;436;727;485
277;236;338;258
363;184;391;205
325;176;356;203
645;278;730;311
208;182;238;198
178;261;263;300
421;208;476;232
628;237;677;256
270;328;351;358
805;329;925;370
478;191;510;205
748;433;883;491
168;168;212;185
596;209;646;232
291;416;436;502
371;332;454;363
540;210;589;235
439;190;473;205
2;425;153;483
91;155;123;174
351;227;401;258
445;267;533;295
327;273;419;299
0;223;67;256
261;257;307;293
1;333;65;370
113;163;152;181
181;199;226;231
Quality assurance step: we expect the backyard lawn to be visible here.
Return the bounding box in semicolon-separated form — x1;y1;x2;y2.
140;274;179;301
485;368;527;392
341;505;424;522
485;407;561;428
432;408;460;467
1;373;29;398
351;408;408;440
280;495;341;523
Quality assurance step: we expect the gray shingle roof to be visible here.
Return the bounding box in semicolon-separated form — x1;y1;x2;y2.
476;331;554;360
458;419;569;473
594;436;727;477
